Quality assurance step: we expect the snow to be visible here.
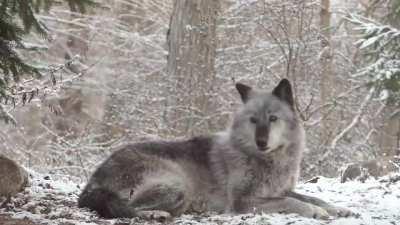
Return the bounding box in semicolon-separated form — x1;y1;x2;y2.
296;177;400;225
1;170;399;225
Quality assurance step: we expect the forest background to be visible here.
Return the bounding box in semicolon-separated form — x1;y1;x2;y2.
1;0;400;183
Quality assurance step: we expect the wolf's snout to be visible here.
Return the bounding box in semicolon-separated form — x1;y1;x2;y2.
256;140;268;150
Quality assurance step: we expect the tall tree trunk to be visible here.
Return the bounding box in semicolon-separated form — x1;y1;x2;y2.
378;112;400;158
378;1;400;162
166;0;219;136
319;0;334;143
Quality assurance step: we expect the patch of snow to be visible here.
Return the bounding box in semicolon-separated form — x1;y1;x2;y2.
1;170;399;225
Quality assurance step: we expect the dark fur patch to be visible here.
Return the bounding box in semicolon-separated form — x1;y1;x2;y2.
124;136;213;169
78;136;213;218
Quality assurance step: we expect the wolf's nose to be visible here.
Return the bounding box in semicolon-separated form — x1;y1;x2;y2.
256;140;268;150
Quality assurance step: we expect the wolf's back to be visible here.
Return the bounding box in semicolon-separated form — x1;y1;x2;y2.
78;186;135;218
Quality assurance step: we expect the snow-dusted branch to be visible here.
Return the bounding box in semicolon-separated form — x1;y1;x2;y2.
330;87;375;149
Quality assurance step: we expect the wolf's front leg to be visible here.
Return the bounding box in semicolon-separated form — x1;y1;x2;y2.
225;169;256;213
253;197;330;219
286;191;354;217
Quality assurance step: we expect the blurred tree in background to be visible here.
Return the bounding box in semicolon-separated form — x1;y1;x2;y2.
350;0;400;163
351;1;400;104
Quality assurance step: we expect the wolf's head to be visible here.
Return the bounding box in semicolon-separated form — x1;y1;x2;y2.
229;79;304;158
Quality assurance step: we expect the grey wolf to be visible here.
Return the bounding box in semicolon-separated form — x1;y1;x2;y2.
78;79;352;220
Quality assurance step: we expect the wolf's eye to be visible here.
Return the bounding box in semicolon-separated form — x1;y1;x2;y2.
250;117;258;124
269;115;278;122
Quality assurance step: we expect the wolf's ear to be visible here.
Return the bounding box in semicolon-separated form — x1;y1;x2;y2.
272;79;294;108
236;83;252;103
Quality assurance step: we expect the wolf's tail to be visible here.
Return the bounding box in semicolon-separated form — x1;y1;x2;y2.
78;187;135;218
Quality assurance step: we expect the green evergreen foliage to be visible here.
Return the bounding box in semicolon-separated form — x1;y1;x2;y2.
0;0;96;123
0;0;96;90
349;2;400;106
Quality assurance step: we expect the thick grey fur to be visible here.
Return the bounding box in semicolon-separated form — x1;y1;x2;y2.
78;79;352;220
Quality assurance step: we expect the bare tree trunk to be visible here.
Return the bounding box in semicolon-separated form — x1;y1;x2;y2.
378;112;400;157
166;0;219;136
377;2;400;167
319;0;335;143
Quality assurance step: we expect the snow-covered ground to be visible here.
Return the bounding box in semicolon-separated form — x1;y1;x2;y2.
1;170;399;225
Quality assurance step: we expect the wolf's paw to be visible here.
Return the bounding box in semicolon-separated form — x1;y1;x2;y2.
137;210;172;222
326;206;356;218
307;205;330;220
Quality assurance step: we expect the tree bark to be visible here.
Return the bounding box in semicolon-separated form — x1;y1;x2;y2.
377;2;400;165
378;109;400;158
166;0;219;136
319;0;335;143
